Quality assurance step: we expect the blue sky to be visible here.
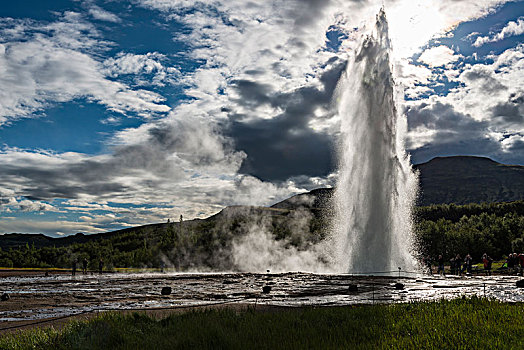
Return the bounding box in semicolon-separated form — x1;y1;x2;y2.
0;0;523;236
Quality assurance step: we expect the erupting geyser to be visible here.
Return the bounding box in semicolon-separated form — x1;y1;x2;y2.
332;9;418;274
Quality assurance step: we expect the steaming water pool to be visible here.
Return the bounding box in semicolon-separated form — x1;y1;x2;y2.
1;272;523;323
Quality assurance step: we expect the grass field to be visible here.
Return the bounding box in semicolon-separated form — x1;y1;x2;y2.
2;297;523;349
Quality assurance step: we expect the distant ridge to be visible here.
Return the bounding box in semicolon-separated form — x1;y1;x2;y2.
415;156;524;205
271;156;524;208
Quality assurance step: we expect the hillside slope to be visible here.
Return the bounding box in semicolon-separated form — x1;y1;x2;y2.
272;156;524;208
415;156;524;205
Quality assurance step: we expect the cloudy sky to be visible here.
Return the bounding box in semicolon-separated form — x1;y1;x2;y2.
0;0;523;236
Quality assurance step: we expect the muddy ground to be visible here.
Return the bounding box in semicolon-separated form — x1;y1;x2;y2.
1;270;523;334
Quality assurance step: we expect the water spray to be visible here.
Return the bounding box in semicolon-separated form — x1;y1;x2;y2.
332;8;418;274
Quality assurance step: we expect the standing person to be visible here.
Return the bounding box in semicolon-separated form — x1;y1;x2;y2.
463;254;473;274
82;258;88;274
425;257;433;275
519;253;524;276
437;255;445;275
482;253;493;276
511;253;518;274
505;254;513;272
98;259;103;274
72;259;77;276
455;254;462;276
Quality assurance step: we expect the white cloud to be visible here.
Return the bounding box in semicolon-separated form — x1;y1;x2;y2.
88;4;121;23
103;52;179;86
15;199;57;212
418;45;462;67
396;61;435;98
0;14;170;125
406;43;524;163
450;47;523;127
473;17;524;47
501;134;524;151
0;196;56;213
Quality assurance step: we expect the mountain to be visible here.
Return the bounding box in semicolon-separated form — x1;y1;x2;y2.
414;156;524;205
272;156;524;208
271;188;333;211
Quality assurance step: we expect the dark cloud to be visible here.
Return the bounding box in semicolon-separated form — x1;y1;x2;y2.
406;101;523;165
231;80;273;107
287;0;333;30
0;115;238;200
408;101;486;131
1;159;128;200
504;136;524;153
491;93;524;128
461;66;507;93
226;59;346;181
230;119;335;181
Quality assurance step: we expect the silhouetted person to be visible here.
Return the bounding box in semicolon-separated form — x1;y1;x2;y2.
82;258;88;274
519;253;524;276
72;259;77;276
437;255;445;275
510;253;520;274
98;259;103;274
424;257;432;274
507;253;516;272
455;254;462;276
482;253;493;276
450;257;456;275
463;254;472;274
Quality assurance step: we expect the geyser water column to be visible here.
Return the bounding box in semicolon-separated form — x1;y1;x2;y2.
333;9;418;274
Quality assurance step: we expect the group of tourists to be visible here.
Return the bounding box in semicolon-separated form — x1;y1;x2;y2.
72;258;104;276
430;252;524;276
501;253;524;274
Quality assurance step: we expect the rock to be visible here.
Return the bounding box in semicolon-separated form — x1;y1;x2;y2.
262;286;272;294
348;284;359;292
161;287;172;295
1;293;9;301
394;283;404;290
516;279;524;288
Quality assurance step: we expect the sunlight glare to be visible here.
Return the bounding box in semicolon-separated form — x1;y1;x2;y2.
386;0;448;59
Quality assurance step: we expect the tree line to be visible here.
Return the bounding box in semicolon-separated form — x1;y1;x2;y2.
414;202;524;262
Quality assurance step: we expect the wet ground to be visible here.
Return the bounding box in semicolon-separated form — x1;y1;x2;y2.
1;271;523;330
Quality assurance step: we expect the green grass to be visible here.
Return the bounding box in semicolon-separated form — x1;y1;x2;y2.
2;298;524;349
